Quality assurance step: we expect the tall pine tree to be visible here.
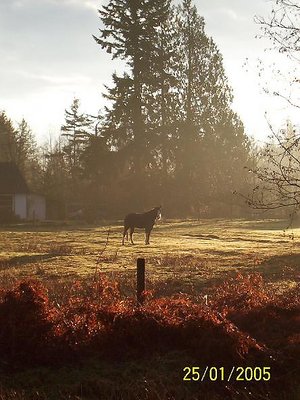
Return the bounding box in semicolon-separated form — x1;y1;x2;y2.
169;0;250;215
61;98;93;175
94;0;172;177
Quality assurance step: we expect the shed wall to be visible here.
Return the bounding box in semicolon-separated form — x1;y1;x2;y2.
27;195;46;220
13;194;27;219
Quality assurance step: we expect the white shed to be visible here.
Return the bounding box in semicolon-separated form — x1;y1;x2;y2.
0;162;46;222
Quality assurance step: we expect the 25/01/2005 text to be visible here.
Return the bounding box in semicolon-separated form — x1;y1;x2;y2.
183;366;271;382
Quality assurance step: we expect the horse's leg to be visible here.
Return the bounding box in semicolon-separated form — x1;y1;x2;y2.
130;227;135;244
145;229;150;245
122;226;129;245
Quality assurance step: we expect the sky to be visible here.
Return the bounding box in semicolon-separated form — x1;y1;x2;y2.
0;0;298;144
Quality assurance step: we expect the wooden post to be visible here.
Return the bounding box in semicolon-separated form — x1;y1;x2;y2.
137;258;145;305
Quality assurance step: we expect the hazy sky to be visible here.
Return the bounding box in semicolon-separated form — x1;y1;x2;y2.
0;0;297;144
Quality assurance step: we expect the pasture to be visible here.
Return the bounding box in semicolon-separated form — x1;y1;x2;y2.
0;218;299;400
0;218;298;293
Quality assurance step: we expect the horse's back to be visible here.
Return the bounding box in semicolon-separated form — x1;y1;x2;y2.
124;212;154;228
124;212;139;226
124;213;135;221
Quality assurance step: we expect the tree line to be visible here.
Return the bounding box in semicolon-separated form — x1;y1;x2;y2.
1;0;256;220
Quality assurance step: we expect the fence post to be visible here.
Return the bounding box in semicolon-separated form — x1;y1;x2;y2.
137;258;145;306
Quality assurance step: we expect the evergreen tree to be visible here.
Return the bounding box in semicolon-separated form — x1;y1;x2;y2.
94;0;172;175
102;72;135;150
145;3;179;175
41;137;68;219
14;119;41;192
169;0;250;215
0;111;16;162
61;98;93;175
0;113;42;192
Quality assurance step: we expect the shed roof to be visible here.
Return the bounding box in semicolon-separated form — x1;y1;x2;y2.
0;162;29;194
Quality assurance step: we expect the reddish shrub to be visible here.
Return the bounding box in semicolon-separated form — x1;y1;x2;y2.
0;280;56;365
230;283;300;362
91;295;265;364
146;296;264;361
0;272;297;383
211;273;271;315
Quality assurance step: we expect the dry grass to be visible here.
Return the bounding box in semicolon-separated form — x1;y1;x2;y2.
0;218;298;294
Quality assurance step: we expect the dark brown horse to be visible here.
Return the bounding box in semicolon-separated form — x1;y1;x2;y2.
122;206;161;245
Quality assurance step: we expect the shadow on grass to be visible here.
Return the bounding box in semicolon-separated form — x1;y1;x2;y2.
0;254;57;268
254;253;300;282
182;234;220;240
229;236;288;244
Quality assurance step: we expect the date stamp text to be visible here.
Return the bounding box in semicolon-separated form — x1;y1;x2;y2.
183;366;271;382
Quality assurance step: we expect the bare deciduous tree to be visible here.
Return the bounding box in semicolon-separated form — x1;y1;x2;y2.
247;1;300;214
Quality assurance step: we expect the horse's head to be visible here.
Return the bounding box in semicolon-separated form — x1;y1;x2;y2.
154;206;162;220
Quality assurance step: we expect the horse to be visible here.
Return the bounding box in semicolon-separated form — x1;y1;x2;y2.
122;206;161;245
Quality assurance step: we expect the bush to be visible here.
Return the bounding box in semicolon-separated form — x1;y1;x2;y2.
0;272;298;383
0;280;56;366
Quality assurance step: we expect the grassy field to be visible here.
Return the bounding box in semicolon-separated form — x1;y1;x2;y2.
0;218;299;400
0;218;298;293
